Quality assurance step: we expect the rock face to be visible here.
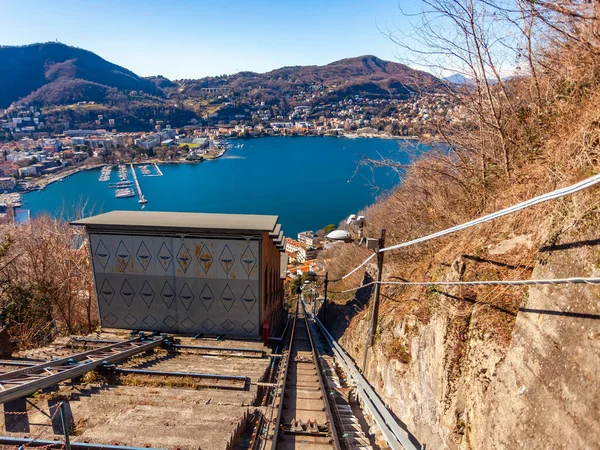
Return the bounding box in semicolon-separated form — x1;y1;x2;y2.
0;327;13;358
480;229;600;449
336;217;600;449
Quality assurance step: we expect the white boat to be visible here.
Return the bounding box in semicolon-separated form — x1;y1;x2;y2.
98;166;113;182
115;188;135;198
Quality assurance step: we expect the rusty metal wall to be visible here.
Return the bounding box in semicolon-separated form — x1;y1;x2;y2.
89;234;261;336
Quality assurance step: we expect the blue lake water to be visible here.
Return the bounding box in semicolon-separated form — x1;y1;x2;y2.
24;136;419;237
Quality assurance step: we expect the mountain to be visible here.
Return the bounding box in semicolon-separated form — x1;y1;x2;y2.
175;55;447;102
0;42;163;108
444;73;474;85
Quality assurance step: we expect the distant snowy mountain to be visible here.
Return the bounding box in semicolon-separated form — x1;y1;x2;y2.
444;74;474;85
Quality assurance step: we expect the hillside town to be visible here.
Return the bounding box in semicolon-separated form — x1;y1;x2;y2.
0;91;464;142
0;92;465;198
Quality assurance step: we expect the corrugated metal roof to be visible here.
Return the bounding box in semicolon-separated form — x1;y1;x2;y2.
71;211;279;233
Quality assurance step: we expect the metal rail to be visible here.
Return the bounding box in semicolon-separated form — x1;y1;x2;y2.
112;367;248;382
0;360;40;366
312;315;423;450
269;303;297;447
0;436;166;450
301;301;343;450
173;344;265;357
71;338;265;357
268;302;341;449
0;337;164;405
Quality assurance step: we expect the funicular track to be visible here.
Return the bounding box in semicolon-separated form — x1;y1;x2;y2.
267;302;342;450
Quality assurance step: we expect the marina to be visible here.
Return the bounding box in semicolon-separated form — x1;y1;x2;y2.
118;164;128;181
22;137;410;237
98;165;112;182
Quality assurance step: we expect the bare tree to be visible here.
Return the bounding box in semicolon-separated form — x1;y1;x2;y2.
0;217;97;345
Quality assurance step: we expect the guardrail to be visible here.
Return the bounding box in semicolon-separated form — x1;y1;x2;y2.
311;311;424;450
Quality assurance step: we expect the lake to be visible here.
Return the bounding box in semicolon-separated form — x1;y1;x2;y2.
24;136;418;237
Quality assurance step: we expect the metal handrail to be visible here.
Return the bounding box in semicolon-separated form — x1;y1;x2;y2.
313;315;423;450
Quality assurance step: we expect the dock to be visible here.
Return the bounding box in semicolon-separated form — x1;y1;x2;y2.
154;163;163;176
129;164;147;204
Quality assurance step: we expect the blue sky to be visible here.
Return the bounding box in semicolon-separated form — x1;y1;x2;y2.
0;0;424;80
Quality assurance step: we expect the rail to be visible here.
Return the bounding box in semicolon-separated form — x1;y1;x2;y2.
269;302;297;447
0;337;165;404
268;302;341;449
311;311;423;450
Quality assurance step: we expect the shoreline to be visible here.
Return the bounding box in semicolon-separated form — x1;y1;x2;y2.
25;148;227;193
23;134;400;194
226;132;419;141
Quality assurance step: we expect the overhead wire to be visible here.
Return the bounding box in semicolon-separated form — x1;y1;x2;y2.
331;173;600;283
332;277;600;294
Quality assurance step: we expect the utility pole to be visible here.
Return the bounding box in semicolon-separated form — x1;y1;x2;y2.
362;229;386;376
323;272;328;328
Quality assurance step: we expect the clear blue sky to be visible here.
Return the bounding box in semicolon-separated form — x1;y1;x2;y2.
0;0;423;80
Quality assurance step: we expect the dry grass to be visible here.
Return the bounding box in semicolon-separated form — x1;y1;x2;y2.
383;337;411;364
324;3;600;365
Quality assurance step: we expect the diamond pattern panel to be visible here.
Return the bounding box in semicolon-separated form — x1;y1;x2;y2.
160;281;176;308
201;318;216;332
181;317;196;330
240;245;256;276
92;236;262;337
99;279;115;306
221;319;236;332
157;242;173;272
119;279;135;307
136;241;152;272
220;285;236;312
115;240;131;271
199;284;215;311
241;320;256;333
163;315;177;328
95;240;110;269
123;313;137;327
219;245;235;274
176;242;192;273
140;281;155;307
178;283;194;310
142;314;158;327
103;313;118;326
197;244;213;274
241;285;257;313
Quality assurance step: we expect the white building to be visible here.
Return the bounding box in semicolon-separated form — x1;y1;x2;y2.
18;166;38;177
297;246;317;263
0;177;16;191
135;135;160;149
285;237;305;254
298;231;322;246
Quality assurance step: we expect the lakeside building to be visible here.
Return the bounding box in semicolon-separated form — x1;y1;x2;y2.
284;237;305;254
298;230;322;246
285;236;318;263
0;177;16;191
64;129;107;137
72;211;287;339
297;246;317;263
18;166;37;177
